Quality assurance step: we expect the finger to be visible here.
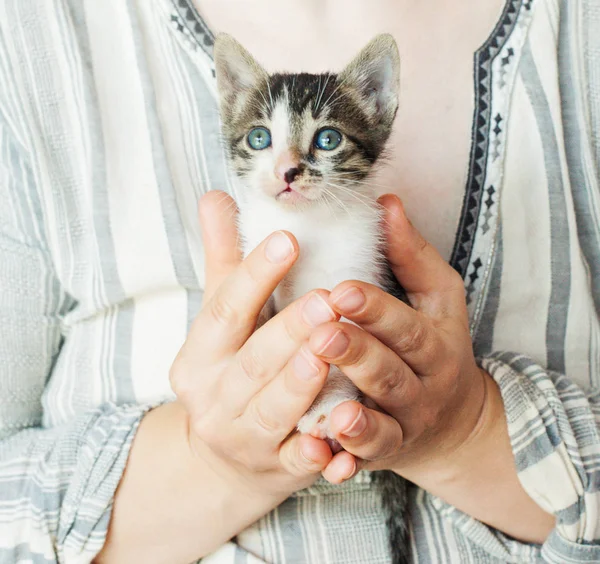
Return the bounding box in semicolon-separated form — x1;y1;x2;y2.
378;194;466;316
279;433;333;477
199;191;242;302
308;321;423;410
330;402;403;463
242;345;330;439
321;450;359;485
327;282;448;375
232;290;338;404
190;229;299;360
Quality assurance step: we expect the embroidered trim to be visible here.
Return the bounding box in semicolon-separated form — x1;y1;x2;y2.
171;0;215;59
449;0;536;330
451;0;525;279
167;0;535;325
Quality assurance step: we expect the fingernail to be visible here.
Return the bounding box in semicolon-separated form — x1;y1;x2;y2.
302;294;335;327
343;459;358;480
332;287;365;313
265;231;294;263
315;330;349;358
294;348;320;380
342;410;367;438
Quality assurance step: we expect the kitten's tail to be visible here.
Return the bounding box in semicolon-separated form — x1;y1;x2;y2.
378;470;412;564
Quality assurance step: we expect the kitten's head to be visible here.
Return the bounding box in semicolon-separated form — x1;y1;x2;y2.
214;33;400;211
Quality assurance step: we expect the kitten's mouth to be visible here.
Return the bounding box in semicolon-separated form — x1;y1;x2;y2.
276;185;309;205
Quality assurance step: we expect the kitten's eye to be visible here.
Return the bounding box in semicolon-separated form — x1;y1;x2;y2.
247;127;272;150
315;128;342;151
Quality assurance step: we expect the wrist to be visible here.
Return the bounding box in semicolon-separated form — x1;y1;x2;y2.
100;402;288;563
395;373;554;543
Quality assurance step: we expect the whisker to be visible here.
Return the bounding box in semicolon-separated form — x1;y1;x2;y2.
322;186;351;218
319;190;339;220
266;79;274;110
321;74;350;110
314;74;331;115
255;90;270;114
324;182;396;230
326;174;394;191
313;75;322;114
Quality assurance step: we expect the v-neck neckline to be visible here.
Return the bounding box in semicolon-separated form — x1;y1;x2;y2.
167;0;535;326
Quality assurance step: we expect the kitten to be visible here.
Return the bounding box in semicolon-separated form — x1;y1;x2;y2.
214;34;410;564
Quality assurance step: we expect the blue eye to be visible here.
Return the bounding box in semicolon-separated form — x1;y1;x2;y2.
247;127;272;150
315;128;342;151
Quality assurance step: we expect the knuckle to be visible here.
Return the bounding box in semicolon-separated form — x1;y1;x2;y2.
372;369;405;398
250;401;281;435
343;330;368;365
396;320;429;354
294;457;318;477
189;413;216;444
169;358;193;399
238;348;268;382
281;311;303;344
208;293;242;328
447;268;465;290
243;257;268;287
287;449;318;477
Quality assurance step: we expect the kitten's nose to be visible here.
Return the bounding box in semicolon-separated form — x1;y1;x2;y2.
275;152;302;184
284;167;300;184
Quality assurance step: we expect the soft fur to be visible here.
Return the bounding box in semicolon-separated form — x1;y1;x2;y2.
215;33;411;564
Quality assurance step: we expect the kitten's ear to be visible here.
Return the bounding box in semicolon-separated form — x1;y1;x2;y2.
338;34;400;125
214;34;268;112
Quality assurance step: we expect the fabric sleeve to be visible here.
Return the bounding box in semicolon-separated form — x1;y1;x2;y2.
427;352;600;563
482;351;600;563
0;96;154;563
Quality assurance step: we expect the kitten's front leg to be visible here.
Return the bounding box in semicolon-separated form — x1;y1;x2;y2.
296;366;363;453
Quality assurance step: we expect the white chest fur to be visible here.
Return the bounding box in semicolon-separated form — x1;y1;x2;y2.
238;193;384;311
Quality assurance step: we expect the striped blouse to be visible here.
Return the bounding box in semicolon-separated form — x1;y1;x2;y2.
0;0;599;562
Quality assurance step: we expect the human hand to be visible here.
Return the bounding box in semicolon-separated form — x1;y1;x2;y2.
170;191;340;498
310;194;488;484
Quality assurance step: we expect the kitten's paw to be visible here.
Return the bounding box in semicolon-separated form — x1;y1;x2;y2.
297;368;362;453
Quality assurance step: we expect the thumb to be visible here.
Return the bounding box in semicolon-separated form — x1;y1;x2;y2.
378;194;466;313
199;190;242;302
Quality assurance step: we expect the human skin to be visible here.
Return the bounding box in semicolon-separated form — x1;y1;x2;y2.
194;0;507;260
96;192;554;564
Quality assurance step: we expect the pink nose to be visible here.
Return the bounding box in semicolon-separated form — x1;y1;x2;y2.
275;152;301;184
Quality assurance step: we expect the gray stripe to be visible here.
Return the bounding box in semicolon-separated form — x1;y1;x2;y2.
542;529;600;563
520;42;571;374
234;544;248;564
177;46;234;197
556;500;584;526
474;223;504;357
113;300;137;403
559;0;600;388
583;0;600;176
125;1;199;288
277;496;307;564
71;2;136;402
69;2;127;302
0;545;56;564
409;490;436;564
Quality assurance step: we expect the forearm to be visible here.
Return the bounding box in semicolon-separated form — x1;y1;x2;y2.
96;402;287;564
401;374;555;544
